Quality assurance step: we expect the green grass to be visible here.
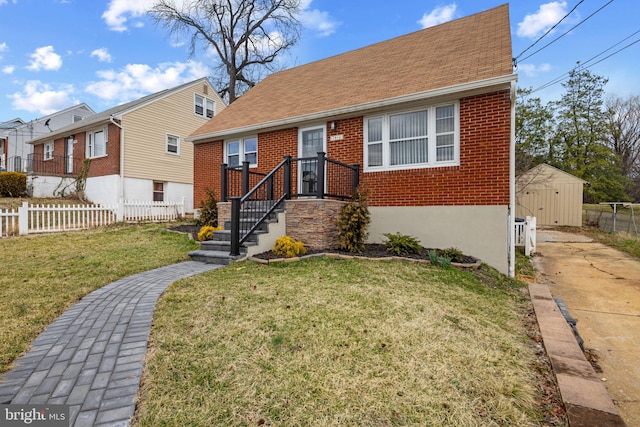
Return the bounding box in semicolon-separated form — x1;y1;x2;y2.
133;258;547;426
0;223;198;373
583;226;640;259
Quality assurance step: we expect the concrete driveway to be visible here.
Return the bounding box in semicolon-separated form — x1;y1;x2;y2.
532;229;640;426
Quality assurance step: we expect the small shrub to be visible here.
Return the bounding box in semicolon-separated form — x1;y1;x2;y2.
197;188;218;227
0;172;27;197
336;188;370;253
273;236;307;258
428;249;452;268
440;247;464;263
383;232;423;256
197;225;222;241
428;249;439;265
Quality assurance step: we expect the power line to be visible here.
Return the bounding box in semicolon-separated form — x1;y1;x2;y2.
514;0;584;62
517;0;615;64
526;30;640;95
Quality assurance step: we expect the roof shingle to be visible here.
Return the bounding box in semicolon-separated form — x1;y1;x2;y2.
190;4;513;140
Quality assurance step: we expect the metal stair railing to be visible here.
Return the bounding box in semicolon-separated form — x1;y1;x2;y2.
230;156;291;256
228;153;360;256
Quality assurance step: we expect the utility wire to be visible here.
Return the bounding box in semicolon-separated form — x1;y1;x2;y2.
527;30;640;95
514;0;584;62
518;0;615;64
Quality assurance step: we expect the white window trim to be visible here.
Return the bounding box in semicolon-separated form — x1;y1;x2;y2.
363;102;460;172
195;94;216;118
166;133;180;156
44;142;54;160
224;136;258;168
86;127;108;159
297;124;327;158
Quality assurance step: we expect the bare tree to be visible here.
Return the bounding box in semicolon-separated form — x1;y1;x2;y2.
149;0;303;103
605;94;640;200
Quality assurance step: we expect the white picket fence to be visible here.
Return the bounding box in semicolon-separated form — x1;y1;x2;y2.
515;216;537;256
0;198;185;237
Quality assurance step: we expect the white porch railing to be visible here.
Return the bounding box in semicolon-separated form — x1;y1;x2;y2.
515;216;537;256
0;198;185;237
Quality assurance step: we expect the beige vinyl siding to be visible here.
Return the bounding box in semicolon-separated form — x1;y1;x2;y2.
516;164;585;227
121;83;224;183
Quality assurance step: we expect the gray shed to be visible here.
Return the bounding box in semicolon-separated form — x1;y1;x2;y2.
516;164;587;227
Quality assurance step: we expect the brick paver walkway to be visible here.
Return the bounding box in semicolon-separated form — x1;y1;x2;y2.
0;261;221;426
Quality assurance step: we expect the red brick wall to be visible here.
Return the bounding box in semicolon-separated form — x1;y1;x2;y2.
85;123;120;178
194;90;511;208
193;139;224;208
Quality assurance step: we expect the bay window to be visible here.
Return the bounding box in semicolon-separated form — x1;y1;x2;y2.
364;103;459;171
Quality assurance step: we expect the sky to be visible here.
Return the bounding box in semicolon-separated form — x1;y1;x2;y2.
0;0;638;122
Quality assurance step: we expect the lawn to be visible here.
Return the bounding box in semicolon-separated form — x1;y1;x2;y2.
133;257;557;426
0;223;199;373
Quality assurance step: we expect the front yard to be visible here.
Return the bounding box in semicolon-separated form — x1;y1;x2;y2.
133;257;561;426
0;223;565;425
0;223;198;373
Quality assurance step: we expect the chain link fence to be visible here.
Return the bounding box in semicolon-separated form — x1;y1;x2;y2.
584;209;639;235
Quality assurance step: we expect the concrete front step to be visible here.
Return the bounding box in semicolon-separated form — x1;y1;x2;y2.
188;249;245;265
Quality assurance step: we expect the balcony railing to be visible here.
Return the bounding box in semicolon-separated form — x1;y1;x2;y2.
5;155;81;176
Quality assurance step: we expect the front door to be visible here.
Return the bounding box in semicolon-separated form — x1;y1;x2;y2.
65;136;74;174
299;126;326;195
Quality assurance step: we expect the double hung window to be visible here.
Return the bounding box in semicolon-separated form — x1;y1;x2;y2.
166;134;180;155
364;103;459;171
226;137;257;167
44;142;54;160
195;95;216;118
86;128;107;158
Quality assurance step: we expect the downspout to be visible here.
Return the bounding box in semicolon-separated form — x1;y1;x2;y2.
109;115;125;202
508;80;517;278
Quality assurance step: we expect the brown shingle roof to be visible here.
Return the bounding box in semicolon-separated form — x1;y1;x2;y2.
190;4;513;141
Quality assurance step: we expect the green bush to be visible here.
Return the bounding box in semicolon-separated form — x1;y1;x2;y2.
197;188;218;227
428;249;452;269
336;188;370;253
0;172;27;197
440;247;464;263
273;236;307;258
383;232;423;256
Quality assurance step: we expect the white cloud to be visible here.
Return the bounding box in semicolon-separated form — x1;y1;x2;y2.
0;0;17;5
0;42;6;61
517;63;552;77
419;4;457;28
3;65;15;74
91;48;112;63
300;7;339;37
9;80;77;114
102;0;155;32
517;1;568;38
85;60;209;103
27;46;63;71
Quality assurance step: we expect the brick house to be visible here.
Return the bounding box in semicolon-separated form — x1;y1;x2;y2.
27;78;225;211
187;4;517;275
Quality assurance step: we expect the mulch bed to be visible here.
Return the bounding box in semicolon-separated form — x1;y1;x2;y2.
253;244;479;264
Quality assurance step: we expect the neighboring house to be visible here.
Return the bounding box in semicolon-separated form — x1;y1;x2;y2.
28;78;225;211
517;164;587;227
188;5;517;275
0;118;26;171
1;104;95;172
